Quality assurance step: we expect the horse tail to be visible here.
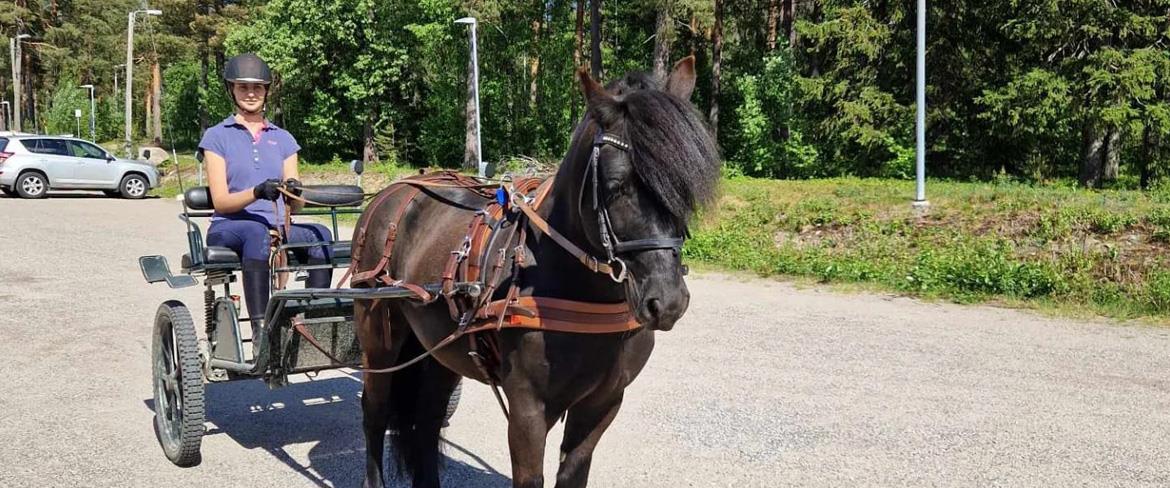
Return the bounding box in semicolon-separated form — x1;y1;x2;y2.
386;331;426;477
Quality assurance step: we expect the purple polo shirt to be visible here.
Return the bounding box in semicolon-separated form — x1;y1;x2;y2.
198;115;300;227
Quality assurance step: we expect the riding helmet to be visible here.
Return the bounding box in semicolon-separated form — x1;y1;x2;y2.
223;53;272;85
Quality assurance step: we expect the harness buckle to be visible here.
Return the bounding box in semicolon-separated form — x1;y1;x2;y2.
607;258;628;283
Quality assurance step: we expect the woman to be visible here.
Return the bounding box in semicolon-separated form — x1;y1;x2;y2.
198;53;333;335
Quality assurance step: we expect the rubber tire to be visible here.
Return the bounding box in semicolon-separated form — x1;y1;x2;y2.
152;301;205;467
119;174;149;199
14;172;48;199
444;380;462;425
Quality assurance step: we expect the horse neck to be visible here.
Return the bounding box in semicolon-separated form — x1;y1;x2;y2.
525;142;626;303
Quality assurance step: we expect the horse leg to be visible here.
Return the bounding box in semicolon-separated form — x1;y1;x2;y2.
507;389;553;488
356;299;404;488
553;392;625;488
402;361;461;487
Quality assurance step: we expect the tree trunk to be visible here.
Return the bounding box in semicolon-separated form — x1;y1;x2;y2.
144;88;152;141
652;4;673;82
1079;123;1105;188
1103;127;1120;183
199;27;209;133
151;60;162;144
689;12;697;58
590;0;603;78
463;51;479;170
767;0;779;51
573;0;585;123
785;0;797;47
529;18;543;112
710;0;724;141
363;110;377;164
1140;124;1153;190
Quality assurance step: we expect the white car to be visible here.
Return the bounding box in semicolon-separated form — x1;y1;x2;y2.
0;135;160;199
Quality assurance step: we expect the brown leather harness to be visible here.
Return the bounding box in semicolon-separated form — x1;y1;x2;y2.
291;131;687;415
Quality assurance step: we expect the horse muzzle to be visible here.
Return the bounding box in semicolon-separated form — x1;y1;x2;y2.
631;281;690;331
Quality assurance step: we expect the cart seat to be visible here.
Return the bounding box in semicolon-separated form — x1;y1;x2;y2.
182;246;241;270
184;243;352;270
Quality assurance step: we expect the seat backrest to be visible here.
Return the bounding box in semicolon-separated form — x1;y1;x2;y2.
301;185;365;207
184;186;214;210
183;184;363;210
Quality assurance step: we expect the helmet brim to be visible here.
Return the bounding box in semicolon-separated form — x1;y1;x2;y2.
227;77;272;84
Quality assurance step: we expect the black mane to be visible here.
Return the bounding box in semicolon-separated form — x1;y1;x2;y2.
590;80;721;224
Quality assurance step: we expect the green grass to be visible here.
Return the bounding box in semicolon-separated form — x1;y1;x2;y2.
151;158;1170;323
685;177;1170;323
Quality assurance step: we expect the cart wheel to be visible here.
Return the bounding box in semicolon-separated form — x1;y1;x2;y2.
152;300;205;467
444;380;462;426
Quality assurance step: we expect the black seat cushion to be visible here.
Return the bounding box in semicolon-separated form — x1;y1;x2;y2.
181;246;241;269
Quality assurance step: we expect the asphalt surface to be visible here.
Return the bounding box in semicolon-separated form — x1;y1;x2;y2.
1;192;1169;487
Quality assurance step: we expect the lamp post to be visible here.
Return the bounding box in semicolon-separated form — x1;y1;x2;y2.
124;8;162;157
80;84;95;141
455;17;484;177
913;0;928;208
11;34;31;133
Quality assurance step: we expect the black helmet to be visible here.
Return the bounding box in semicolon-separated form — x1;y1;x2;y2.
223;53;272;85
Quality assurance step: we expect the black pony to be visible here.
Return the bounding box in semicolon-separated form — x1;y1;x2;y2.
352;56;721;488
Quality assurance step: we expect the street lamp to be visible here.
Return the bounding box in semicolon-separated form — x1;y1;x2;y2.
11;34;31;133
454;17;484;177
913;0;928;208
124;8;162;157
80;84;95;141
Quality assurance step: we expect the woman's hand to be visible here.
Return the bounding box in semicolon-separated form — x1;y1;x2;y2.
253;178;283;201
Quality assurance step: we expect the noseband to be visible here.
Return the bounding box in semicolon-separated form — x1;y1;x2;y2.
582;130;687;282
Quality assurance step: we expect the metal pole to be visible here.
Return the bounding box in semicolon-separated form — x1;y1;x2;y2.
913;0;928;207
471;22;483;177
124;12;137;157
75;111;81;137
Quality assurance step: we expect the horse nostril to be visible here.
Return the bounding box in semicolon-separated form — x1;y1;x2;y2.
646;298;662;319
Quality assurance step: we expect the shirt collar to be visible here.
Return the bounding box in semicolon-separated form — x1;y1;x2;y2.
220;115;276;131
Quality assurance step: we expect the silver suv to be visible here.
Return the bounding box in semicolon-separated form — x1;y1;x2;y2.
0;135;160;199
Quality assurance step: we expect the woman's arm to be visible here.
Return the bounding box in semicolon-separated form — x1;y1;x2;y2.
282;152;305;213
205;150;261;214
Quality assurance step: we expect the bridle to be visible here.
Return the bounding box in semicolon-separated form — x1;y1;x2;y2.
577;129;688;283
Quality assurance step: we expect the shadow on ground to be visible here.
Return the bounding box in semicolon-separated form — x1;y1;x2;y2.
144;374;510;487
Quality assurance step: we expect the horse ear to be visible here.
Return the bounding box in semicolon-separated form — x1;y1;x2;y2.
577;66;611;107
665;56;697;100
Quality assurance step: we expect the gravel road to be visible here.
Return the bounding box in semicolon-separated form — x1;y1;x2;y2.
1;192;1169;487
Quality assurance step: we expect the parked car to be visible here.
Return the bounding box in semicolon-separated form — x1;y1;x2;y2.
0;135;160;199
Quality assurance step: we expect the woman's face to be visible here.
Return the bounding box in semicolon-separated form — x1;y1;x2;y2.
232;82;267;113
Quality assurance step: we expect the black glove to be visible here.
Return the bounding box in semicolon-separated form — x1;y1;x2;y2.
284;178;303;196
253;178;282;201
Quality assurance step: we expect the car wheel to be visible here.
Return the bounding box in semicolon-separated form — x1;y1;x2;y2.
15;172;48;199
120;174;148;199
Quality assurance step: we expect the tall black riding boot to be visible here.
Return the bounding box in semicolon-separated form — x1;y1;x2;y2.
241;259;271;347
306;264;334;290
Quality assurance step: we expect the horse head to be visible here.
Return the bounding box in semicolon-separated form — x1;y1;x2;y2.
552;57;721;331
